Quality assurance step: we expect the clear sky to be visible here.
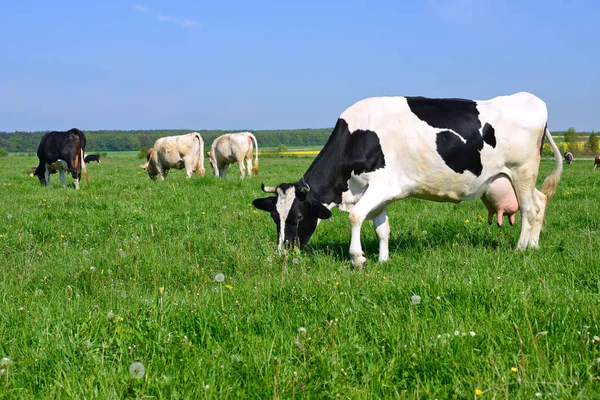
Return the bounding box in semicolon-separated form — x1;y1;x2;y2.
1;0;598;132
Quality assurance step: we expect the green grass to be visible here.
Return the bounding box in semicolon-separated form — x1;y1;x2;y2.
0;155;599;399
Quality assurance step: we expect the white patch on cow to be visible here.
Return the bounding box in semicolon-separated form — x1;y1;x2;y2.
276;186;296;250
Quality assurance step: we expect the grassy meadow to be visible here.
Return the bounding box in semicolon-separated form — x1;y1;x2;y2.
0;153;599;399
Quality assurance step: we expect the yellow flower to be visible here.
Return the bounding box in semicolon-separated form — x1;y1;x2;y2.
202;211;206;215
60;234;65;238
225;285;233;290
477;215;484;222
511;367;518;373
465;219;470;224
159;286;164;293
114;316;123;323
134;209;138;213
335;282;340;287
115;326;123;334
475;388;483;396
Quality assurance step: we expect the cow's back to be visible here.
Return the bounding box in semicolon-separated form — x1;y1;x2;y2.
337;93;547;202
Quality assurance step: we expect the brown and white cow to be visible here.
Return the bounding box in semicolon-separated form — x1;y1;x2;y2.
594;155;600;170
33;128;88;189
207;132;259;179
140;132;205;181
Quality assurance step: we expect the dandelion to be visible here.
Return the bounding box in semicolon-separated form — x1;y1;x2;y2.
129;361;145;379
298;327;307;334
266;256;273;263
215;273;225;282
335;281;340;287
465;219;470;224
90;266;96;272
83;249;89;256
475;388;483;396
159;286;164;294
411;295;422;305
469;331;476;337
511;367;518;373
225;285;233;290
0;357;11;368
292;258;299;264
593;336;600;343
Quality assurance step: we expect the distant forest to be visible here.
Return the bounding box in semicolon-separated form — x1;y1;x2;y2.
0;128;333;154
0;128;596;155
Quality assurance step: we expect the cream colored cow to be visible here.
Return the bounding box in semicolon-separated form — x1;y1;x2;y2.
140;132;205;181
207;132;259;179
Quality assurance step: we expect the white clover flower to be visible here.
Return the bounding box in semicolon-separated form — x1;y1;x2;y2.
0;369;5;376
298;327;307;334
292;258;299;264
129;362;145;379
0;357;10;368
454;330;459;336
411;295;421;305
422;230;427;235
90;266;96;272
107;311;115;321
215;273;225;282
469;331;476;337
266;256;273;263
83;250;89;256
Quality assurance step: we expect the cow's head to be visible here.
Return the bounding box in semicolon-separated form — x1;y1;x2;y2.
140;148;158;181
32;166;46;185
253;181;332;250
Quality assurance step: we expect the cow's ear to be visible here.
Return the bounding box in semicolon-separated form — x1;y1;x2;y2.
311;200;332;220
140;162;149;170
206;152;211;158
253;197;276;212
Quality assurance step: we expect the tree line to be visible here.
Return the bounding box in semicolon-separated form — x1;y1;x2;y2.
0;128;333;155
0;127;597;156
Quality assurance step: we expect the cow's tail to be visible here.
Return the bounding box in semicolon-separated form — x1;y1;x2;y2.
539;125;562;202
75;129;90;187
249;132;259;175
195;132;205;176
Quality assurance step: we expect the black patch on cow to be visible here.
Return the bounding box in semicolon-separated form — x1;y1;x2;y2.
303;118;386;205
406;96;495;176
482;123;496;148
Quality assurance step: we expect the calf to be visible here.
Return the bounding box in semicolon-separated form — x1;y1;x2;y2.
253;92;563;267
140;132;205;181
207;132;259;179
33;128;88;189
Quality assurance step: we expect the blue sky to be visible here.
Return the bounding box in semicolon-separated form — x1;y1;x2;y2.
0;0;598;132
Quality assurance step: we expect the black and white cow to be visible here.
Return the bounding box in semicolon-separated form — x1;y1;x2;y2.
33;128;88;189
84;154;101;164
564;151;573;165
253;92;563;267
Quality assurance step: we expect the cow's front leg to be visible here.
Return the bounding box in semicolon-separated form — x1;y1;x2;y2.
373;209;390;262
348;212;366;268
59;170;67;188
44;165;51;187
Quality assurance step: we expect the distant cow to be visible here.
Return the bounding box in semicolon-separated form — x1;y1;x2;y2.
207;132;259;179
84;154;101;164
594;155;600;170
140;132;205;181
564;151;573;164
33;128;88;189
253;92;562;267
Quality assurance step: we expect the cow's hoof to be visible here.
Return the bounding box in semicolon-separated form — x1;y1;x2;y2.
351;255;367;270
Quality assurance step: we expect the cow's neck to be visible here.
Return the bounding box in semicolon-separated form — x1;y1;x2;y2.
301;148;346;207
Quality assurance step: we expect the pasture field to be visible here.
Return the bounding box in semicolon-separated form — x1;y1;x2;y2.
0;154;599;399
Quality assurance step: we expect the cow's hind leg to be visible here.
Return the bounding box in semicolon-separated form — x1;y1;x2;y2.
373;208;390;262
238;160;246;179
513;168;543;250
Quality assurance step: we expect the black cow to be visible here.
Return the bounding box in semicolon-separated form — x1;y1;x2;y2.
33;128;88;189
84;154;101;164
253;92;563;267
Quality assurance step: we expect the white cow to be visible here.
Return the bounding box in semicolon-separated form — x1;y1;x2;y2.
207;132;259;179
253;92;563;267
140;132;205;181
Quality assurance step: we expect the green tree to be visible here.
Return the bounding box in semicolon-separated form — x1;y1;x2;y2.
0;147;8;157
563;127;578;153
587;132;598;154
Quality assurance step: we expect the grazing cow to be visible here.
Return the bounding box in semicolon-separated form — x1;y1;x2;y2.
207;132;259;179
140;132;205;181
594;155;600;170
84;154;101;164
564;151;573;165
253;92;563;267
33;128;88;189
